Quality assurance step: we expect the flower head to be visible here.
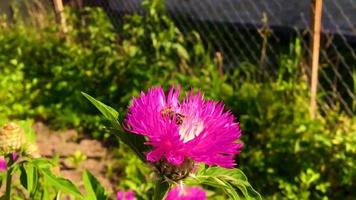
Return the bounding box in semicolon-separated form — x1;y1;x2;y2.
125;86;242;172
117;190;136;200
166;185;206;200
0;123;24;155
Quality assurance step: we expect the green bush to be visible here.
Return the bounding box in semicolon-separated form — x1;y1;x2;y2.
235;80;356;199
0;3;226;136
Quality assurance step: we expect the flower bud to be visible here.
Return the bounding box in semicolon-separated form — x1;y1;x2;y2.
0;123;24;155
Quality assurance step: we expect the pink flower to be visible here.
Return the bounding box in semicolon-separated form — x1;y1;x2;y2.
117;190;136;200
166;185;206;200
0;156;6;171
0;153;19;172
125;86;242;168
12;152;18;161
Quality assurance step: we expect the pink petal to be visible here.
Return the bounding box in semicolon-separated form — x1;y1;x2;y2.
166;185;206;200
125;86;243;167
117;190;136;200
0;156;7;171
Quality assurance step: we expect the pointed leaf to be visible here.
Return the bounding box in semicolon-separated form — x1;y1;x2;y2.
42;169;82;198
83;170;108;200
20;165;28;188
30;158;53;170
81;92;148;162
81;92;119;128
20;163;38;194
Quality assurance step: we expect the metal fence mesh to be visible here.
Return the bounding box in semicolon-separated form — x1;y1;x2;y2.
6;0;354;115
103;0;356;115
317;1;356;115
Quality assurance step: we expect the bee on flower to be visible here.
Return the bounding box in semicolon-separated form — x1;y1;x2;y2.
124;86;243;180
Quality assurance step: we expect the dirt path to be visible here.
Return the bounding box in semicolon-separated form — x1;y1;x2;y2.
33;122;116;194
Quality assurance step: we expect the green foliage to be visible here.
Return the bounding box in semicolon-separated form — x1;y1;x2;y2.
65;150;87;168
226;46;356;199
0;1;224;136
2;156;119;200
185;166;262;200
1;157;83;199
0;120;106;200
82;93;156;199
83;170;108;200
82;93;147;162
116;147;155;200
0;7;120;136
0;58;29;120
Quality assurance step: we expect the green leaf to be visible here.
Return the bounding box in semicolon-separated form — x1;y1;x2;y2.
83;170;108;200
18;120;36;144
185;166;262;200
41;169;82;198
31;182;50;200
55;192;61;200
20;163;39;195
172;43;190;61
81;92;119;128
30;158;53;170
81;92;148;162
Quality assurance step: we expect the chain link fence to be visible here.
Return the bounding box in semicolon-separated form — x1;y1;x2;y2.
102;0;356;115
1;0;355;115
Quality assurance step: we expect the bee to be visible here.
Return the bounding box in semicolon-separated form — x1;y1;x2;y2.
161;106;185;125
161;106;174;119
175;113;185;125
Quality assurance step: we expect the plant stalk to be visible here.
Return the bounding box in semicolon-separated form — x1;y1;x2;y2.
153;178;169;200
4;154;14;200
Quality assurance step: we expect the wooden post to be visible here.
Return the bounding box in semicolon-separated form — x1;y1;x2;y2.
53;0;67;37
310;0;323;119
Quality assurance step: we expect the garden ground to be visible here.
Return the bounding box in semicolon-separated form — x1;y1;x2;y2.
34;122;116;194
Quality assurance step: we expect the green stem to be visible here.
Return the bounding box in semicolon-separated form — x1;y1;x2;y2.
4;154;14;200
153;178;169;200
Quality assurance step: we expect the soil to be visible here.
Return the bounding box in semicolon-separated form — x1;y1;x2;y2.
33;122;117;194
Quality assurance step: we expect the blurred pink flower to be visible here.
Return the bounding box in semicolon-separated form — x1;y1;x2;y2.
125;86;242;168
0;153;19;172
117;190;136;200
12;152;18;161
0;156;6;171
166;185;206;200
